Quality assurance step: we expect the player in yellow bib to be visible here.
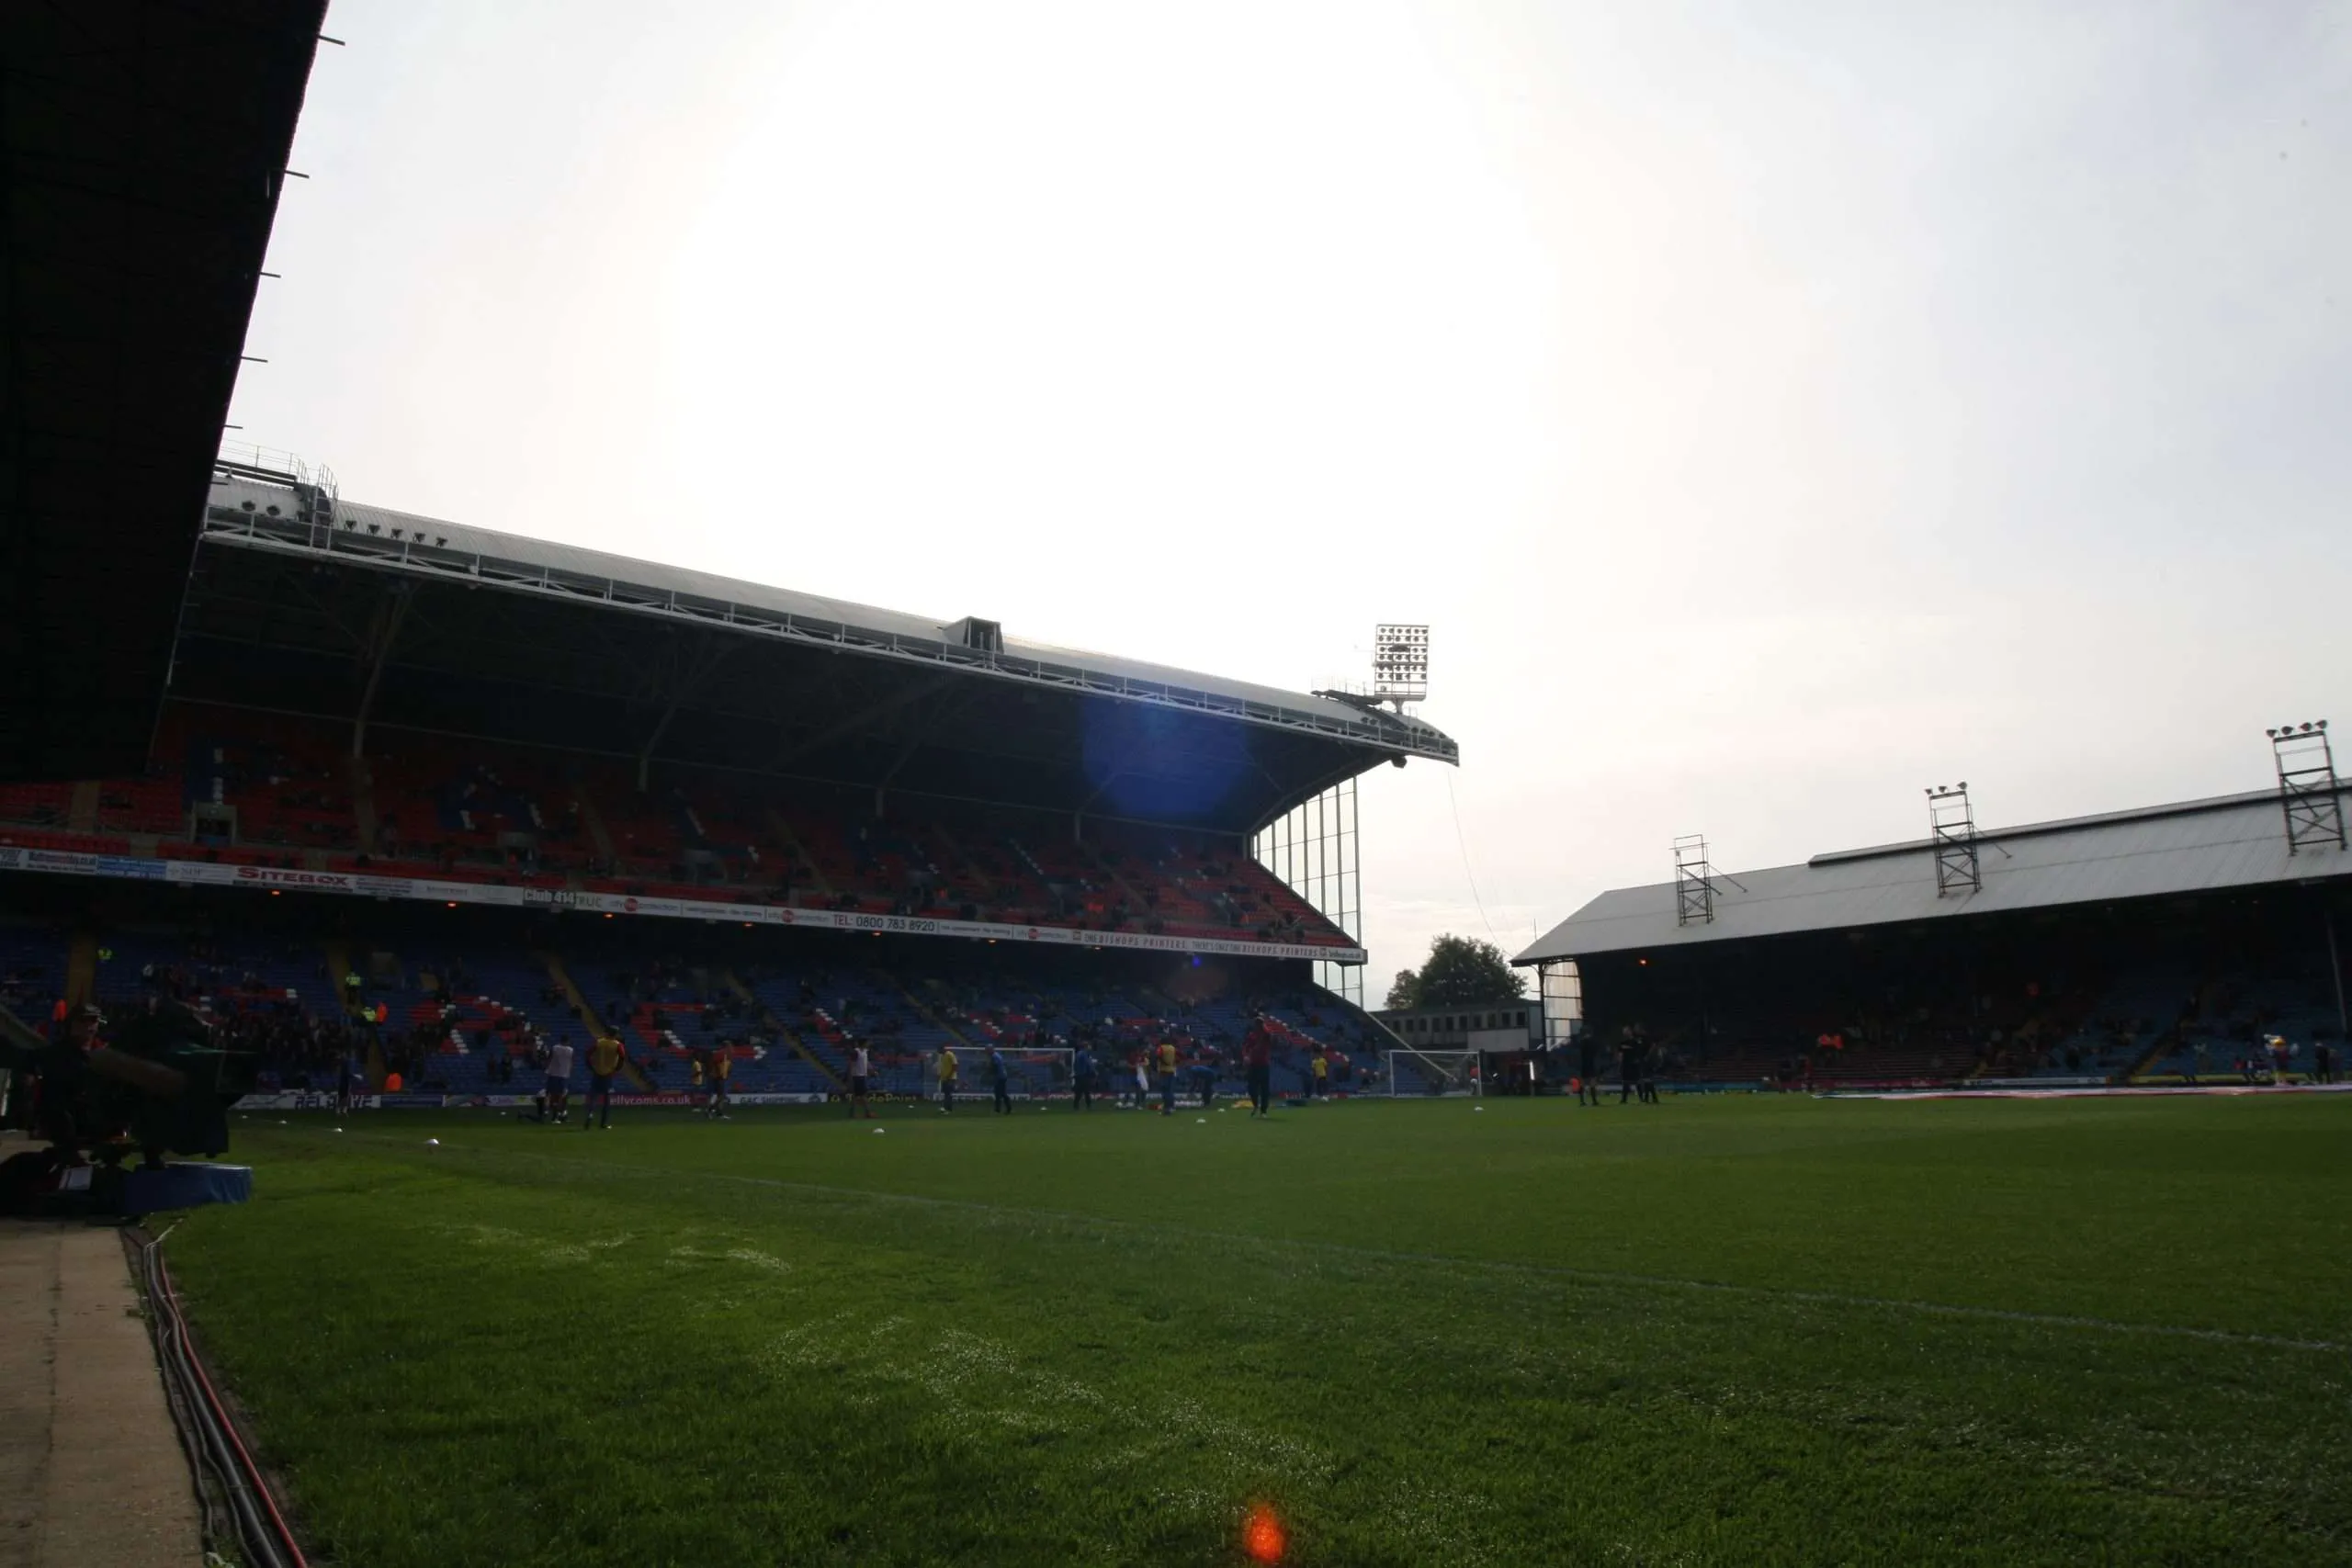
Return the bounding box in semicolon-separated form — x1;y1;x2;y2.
1155;1038;1180;1116
584;1034;625;1130
707;1045;732;1121
937;1044;959;1112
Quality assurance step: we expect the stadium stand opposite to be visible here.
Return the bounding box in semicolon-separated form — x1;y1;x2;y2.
0;704;1362;953
1518;782;2352;1089
0;457;1444;1103
0;906;1390;1106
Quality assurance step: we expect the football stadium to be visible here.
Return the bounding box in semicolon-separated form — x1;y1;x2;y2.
5;6;2350;1567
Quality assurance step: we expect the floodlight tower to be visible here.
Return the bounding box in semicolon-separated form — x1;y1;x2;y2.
1262;626;1430;1008
1927;783;1982;897
2267;721;2346;854
1372;624;1429;714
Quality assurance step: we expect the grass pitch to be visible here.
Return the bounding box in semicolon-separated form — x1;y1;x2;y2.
167;1092;2352;1566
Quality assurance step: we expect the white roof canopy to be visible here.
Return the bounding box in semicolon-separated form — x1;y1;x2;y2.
1517;785;2352;964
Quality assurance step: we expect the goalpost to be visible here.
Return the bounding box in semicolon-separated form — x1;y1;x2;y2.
942;1045;1075;1100
1385;1048;1481;1098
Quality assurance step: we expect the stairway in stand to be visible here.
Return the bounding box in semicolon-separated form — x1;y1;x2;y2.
541;951;650;1089
725;970;844;1093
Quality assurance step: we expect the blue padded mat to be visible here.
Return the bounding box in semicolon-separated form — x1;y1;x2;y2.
121;1163;252;1212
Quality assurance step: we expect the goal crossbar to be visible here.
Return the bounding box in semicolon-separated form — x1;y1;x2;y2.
936;1045;1074;1096
1385;1047;1481;1098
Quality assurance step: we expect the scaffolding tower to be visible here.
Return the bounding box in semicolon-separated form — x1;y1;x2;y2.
1673;834;1715;926
2268;721;2346;855
1928;783;1982;897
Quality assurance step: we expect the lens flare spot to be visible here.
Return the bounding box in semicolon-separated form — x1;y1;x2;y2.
1243;1504;1285;1563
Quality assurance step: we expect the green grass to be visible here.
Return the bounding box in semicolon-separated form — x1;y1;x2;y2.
166;1092;2352;1566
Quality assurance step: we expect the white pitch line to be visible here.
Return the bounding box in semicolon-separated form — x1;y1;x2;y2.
290;1125;2350;1355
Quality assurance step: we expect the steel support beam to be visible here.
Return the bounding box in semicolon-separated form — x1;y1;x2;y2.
350;581;413;758
772;671;959;773
636;635;738;790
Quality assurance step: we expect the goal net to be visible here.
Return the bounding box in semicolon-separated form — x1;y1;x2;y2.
941;1045;1075;1100
1385;1048;1480;1098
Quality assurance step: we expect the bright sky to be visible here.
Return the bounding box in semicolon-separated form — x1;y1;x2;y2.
233;1;2351;992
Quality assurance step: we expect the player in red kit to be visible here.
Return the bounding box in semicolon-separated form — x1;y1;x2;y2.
1242;1015;1273;1118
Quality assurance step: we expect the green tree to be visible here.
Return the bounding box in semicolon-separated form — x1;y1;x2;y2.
1391;934;1525;1009
1384;969;1420;1010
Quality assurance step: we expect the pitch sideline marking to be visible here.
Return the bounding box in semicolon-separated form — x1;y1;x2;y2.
301;1125;2348;1355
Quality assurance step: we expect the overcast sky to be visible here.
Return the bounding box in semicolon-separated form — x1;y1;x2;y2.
232;0;2351;992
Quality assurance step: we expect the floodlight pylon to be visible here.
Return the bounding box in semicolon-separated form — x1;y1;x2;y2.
2268;722;2346;855
1927;783;1981;897
1673;834;1715;926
